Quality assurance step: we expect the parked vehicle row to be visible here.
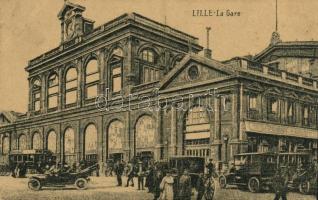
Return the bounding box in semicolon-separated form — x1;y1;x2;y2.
218;152;317;195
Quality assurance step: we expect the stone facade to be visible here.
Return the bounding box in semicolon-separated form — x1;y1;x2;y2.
0;2;318;172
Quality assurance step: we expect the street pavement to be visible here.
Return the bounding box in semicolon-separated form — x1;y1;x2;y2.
0;176;316;200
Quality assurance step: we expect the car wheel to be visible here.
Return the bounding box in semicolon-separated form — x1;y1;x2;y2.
28;178;42;191
299;180;310;194
248;177;260;193
75;178;88;190
219;175;227;189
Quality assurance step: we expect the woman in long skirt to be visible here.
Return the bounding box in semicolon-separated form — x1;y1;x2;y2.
159;170;174;200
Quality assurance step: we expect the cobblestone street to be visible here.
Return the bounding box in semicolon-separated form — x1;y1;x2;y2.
0;176;316;200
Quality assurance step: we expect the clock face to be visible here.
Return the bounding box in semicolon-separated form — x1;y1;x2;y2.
66;20;75;38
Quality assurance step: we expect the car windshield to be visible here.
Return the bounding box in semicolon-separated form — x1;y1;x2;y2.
234;155;249;165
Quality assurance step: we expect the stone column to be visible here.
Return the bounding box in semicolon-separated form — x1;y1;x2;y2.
212;96;222;170
124;37;134;96
58;67;63;111
99;49;105;96
56;124;61;163
154;110;162;160
125;112;132;161
41;73;47;114
170;105;177;156
28;79;33;113
77;58;84;107
96;116;104;175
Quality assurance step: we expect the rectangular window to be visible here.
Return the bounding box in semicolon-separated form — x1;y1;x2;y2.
66;80;77;90
268;98;278;114
303;106;309;126
35;93;40;99
34;100;40;111
48;86;58;95
66;90;77;105
48;95;58;109
287;101;295;124
86;73;99;83
267;97;279;121
112;67;121;75
110;59;122;94
112;76;122;93
249;95;257;110
86;85;98;99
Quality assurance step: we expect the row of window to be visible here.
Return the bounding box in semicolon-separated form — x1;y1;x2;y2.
0;115;157;157
31;48;162;113
31;48;124;112
248;94;318;127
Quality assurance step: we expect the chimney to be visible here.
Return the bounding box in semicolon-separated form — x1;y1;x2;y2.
204;27;212;59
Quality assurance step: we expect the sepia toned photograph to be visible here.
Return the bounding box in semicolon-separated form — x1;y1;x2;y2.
0;0;317;199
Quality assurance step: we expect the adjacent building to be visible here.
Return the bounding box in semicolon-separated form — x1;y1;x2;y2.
0;2;317;171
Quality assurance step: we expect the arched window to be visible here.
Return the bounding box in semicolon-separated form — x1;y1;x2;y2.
140;49;159;83
18;134;27;150
64;128;75;164
32;132;42;150
32;78;41;112
65;68;78;106
108;120;123;151
135;115;156;149
110;48;123;94
64;128;75;154
2;136;9;154
85;59;99;99
84;124;97;161
48;73;59;110
47;131;57;153
184;106;210;157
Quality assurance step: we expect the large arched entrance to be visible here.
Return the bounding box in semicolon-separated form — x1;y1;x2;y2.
32;132;42;150
183;106;211;158
107;120;124;162
84;124;97;163
63;128;75;165
135;115;156;162
18;134;27;150
47;130;57;154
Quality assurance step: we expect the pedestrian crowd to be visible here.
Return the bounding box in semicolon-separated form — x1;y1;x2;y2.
112;158;217;200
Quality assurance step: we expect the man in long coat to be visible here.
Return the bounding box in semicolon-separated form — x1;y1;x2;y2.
178;170;192;200
273;167;289;200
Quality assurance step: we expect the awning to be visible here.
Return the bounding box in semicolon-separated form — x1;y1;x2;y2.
244;120;318;140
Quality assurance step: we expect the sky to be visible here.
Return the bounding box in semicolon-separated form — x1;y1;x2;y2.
0;0;317;113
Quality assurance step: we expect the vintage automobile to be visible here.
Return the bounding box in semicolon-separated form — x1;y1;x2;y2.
218;152;277;193
169;156;205;186
9;149;56;177
277;152;317;195
27;164;98;191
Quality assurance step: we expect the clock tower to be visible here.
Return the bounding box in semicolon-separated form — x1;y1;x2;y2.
58;1;94;43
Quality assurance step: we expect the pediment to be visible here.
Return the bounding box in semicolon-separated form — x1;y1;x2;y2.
264;87;281;96
159;55;234;90
58;2;85;19
300;95;314;102
284;91;298;99
0;114;10;124
246;82;264;92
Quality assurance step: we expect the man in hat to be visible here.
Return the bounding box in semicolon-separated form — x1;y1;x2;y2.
178;170;192;200
126;160;135;187
196;173;205;200
206;159;215;178
272;166;289;200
